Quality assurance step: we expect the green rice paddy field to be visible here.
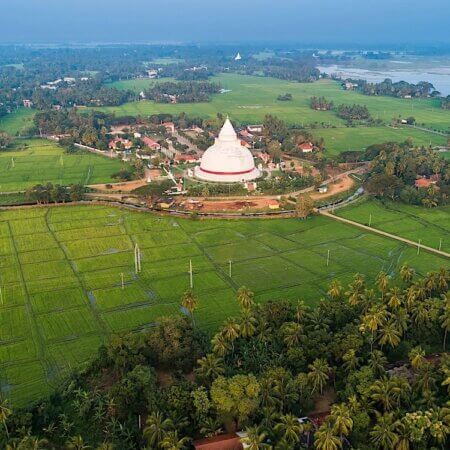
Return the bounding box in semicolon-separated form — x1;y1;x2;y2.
0;204;448;406
102;74;449;153
0;139;128;192
0;108;35;136
337;198;450;252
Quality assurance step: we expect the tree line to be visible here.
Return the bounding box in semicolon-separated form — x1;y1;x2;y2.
143;81;221;103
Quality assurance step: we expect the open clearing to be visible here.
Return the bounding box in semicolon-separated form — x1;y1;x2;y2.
0;139;128;192
101;74;449;153
0;204;448;406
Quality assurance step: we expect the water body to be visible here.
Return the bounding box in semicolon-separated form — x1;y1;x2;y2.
318;64;450;96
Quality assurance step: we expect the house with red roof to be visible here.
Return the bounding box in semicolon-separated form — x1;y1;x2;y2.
162;122;176;134
142;136;161;151
174;153;199;164
414;175;440;189
298;142;315;153
108;137;132;150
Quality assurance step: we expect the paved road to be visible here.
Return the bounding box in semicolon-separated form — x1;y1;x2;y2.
319;210;449;259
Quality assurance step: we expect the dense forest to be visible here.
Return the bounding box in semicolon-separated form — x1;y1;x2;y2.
1;269;448;449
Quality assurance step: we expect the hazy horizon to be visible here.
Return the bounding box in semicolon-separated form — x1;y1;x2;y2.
1;0;449;46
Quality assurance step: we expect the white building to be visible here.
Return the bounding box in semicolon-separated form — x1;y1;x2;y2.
194;118;260;182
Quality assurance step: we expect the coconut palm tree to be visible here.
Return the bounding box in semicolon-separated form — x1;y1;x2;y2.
143;412;174;449
330;403;353;439
160;431;190;450
211;332;230;357
274;413;304;444
369;378;402;412
342;349;361;372
440;294;450;350
239;310;257;338
0;399;12;439
400;265;415;285
409;346;426;370
237;286;255;311
314;421;342;450
281;322;303;348
240;426;271;449
379;320;402;348
376;271;390;298
436;268;448;292
66;436;90;450
369;413;399;449
307;358;330;395
327;280;342;300
181;289;197;325
195;354;224;384
368;350;387;377
386;287;403;309
361;306;387;352
222;318;240;342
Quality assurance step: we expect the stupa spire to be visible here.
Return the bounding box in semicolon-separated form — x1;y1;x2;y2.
218;117;237;142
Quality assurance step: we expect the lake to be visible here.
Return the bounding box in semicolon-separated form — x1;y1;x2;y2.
318;64;450;96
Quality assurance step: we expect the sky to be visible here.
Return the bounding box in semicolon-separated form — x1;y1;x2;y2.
0;0;449;46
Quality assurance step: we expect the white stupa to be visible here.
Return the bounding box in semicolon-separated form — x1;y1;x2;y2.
235;52;242;61
194;118;260;182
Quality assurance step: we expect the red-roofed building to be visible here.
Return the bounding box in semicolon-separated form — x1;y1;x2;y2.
415;175;439;189
298;142;315;153
174;153;199;164
162;122;176;134
193;433;243;450
108;137;132;150
257;152;271;164
143;136;161;151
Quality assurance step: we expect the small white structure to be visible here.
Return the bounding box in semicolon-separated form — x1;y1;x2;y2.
194;118;260;183
235;52;242;61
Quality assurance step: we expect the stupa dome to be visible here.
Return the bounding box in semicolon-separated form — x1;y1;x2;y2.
194;118;260;182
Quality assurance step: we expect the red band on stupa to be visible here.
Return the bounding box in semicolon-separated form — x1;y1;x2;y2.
199;167;255;175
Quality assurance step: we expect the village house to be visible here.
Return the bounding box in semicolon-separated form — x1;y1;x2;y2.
256;152;271;165
142;136;161;151
147;69;158;79
193;433;243;450
414;174;439;189
108;137;133;150
247;124;263;134
162;121;176;134
298;142;315;153
243;181;257;192
23;99;33;108
268;199;280;209
174;153;199;164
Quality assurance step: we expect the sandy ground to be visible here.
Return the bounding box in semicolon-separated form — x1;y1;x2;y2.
310;173;355;200
88;179;148;192
197;197;278;212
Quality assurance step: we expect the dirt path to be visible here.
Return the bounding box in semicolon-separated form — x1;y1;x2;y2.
320;210;450;259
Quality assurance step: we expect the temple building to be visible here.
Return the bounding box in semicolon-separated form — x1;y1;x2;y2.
194;118;260;182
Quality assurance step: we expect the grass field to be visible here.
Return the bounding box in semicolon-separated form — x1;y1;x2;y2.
101;74;449;154
0;139;128;192
336;198;450;253
0;204;448;406
0;108;35;136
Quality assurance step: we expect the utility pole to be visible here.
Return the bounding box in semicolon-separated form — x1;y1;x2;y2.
326;250;330;267
439;238;442;251
134;244;141;274
417;239;421;255
229;260;232;278
369;213;372;227
121;273;124;290
189;259;193;289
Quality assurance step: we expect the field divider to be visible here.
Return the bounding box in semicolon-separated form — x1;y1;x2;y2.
320;210;450;259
